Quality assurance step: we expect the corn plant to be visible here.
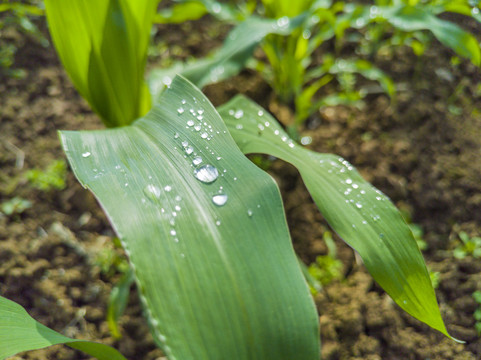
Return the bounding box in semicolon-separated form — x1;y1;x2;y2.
155;0;480;129
0;1;462;359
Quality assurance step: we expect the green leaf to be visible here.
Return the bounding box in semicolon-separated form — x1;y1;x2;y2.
154;1;208;24
45;0;158;127
218;95;459;341
388;6;480;66
148;15;307;102
0;296;127;360
60;76;320;359
107;268;135;339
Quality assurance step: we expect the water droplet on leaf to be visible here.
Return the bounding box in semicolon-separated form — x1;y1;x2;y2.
212;193;228;206
193;156;203;166
144;184;161;200
194;164;219;183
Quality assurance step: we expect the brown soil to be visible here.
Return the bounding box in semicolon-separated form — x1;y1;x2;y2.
1;11;481;360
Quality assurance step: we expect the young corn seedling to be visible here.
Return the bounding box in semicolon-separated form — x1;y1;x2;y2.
155;0;480;130
0;1;463;359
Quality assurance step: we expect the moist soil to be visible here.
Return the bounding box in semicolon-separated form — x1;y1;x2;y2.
1;13;481;360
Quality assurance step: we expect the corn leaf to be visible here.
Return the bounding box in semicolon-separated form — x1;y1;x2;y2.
385;6;480;66
44;0;158;127
345;4;481;66
0;296;127;360
60;76;320;360
148;15;307;102
218;95;458;341
154;1;208;24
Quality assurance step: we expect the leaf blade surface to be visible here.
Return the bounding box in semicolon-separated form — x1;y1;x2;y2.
218;95;455;340
0;296;127;360
60;76;320;360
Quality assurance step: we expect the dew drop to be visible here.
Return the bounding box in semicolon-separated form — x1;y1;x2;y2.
174;133;179;139
164;185;172;192
187;120;195;127
234;110;244;119
185;146;194;155
212;193;228;206
352;184;359;189
144;184;161;200
175;205;181;211
177;107;184;114
192;156;203;166
212;2;221;13
82;151;91;158
258;110;264;116
181;99;186;104
215;220;221;226
346;179;353;184
201;132;208;139
170;229;177;236
194;164;219;183
355;202;363;209
235;124;243;130
247;209;253;217
194;125;201;132
276;16;290;28
301;136;312;145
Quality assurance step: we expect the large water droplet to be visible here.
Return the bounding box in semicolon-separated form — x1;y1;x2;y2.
194;164;219;183
212;193;228;206
82;151;91;158
144;184;161;200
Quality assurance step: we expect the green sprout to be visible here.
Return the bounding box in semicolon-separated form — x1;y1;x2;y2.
308;231;343;286
0;196;32;216
453;231;481;259
472;291;481;336
25;159;67;191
